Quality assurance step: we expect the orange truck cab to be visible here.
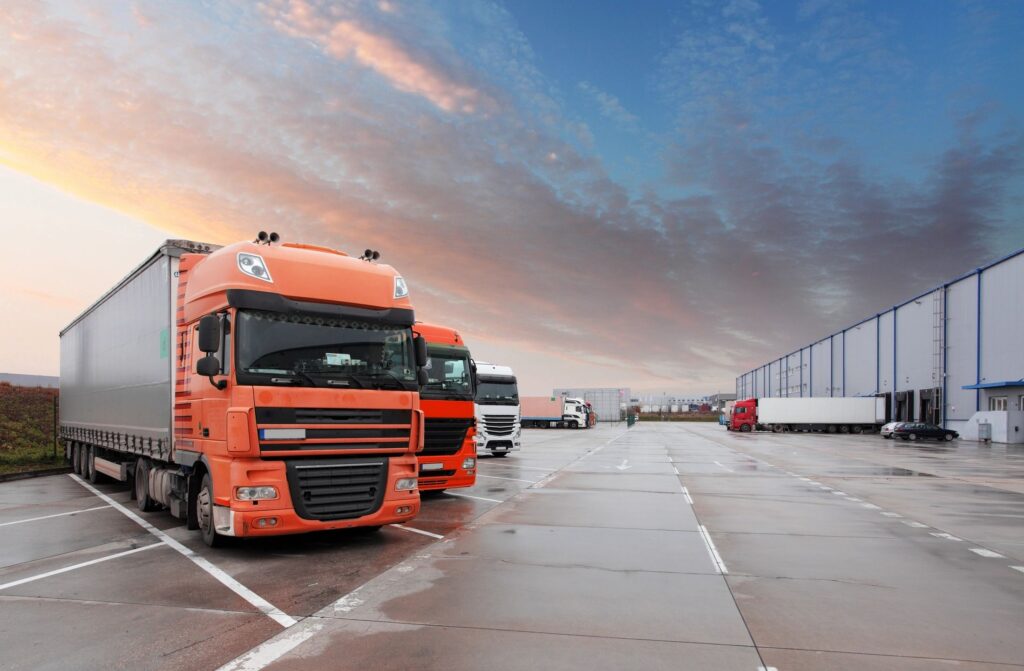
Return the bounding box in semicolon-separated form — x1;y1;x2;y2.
413;322;477;492
60;236;428;546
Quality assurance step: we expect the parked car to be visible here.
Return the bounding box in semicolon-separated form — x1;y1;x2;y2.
880;422;904;439
892;423;959;442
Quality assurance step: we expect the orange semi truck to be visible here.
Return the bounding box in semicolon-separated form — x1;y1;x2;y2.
60;236;427;546
413;323;477;493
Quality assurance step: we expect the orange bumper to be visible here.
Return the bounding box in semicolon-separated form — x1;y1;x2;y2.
417;454;477;491
230;495;420;537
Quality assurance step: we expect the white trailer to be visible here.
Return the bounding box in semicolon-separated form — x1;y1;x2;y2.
757;397;887;433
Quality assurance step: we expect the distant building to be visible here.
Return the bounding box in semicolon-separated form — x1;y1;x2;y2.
708;393;737;411
0;373;59;388
552;388;629;422
737;247;1024;442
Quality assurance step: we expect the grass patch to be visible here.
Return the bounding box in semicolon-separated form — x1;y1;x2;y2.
0;383;64;476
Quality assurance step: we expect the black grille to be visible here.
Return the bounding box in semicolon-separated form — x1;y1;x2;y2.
285;458;389;521
262;442;406;452
257;408;410;425
419;468;456;477
422;418;473;456
482;414;516;436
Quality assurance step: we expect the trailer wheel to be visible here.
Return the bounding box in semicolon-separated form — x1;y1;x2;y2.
134;459;159;512
840;425;850;434
86;446;101;484
771;424;783;433
827;425;838;434
71;443;82;475
197;473;223;547
852;426;863;434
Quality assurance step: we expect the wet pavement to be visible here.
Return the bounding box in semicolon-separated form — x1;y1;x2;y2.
1;424;1022;670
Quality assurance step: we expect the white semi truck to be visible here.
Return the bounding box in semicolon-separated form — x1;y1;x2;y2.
474;362;521;457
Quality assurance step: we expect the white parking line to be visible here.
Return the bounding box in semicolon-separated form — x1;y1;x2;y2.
681;486;694;505
70;474;297;628
0;505;111;527
881;512;903;518
217;621;326;671
0;543;162;591
392;524;444;540
860;503;881;510
474;474;536;484
713;461;733;472
930;532;962;541
969;548;1005;558
446;492;503;503
697;524;728;574
1011;566;1024;575
902;521;929;529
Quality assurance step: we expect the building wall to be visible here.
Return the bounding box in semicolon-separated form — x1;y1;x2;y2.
736;248;1024;435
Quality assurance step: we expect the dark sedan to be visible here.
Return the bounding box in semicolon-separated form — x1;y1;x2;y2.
892;422;959;441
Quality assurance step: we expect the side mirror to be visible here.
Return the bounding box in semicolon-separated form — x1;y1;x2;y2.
413;335;428;368
417;368;429;387
198;315;221;353
197;355;227;390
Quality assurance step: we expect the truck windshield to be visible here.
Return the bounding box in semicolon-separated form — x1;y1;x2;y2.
421;344;474;400
476;377;519;405
235;310;416;390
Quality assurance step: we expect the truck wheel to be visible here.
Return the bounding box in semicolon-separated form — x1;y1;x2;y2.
72;443;82;475
197;473;223;548
840;425;850;434
852;426;863;434
134;459;159;512
87;446;101;484
571;420;579;429
827;425;838;434
772;424;783;433
739;424;751;433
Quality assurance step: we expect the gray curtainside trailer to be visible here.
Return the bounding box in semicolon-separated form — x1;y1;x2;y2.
60;240;218;479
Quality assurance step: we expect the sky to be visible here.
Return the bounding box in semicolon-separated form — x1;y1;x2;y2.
0;0;1022;396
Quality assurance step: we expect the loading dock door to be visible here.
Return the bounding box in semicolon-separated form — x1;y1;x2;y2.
895;390;915;422
919;388;942;426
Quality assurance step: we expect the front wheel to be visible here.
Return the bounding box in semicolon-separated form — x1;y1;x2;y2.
197;473;223;548
739;424;752;433
944;433;955;441
570;421;579;429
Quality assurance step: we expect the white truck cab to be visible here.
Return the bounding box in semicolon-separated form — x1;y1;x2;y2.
561;397;591;428
474;362;521;457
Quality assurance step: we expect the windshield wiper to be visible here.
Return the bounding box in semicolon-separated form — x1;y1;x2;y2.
291;369;321;388
351;370;408;390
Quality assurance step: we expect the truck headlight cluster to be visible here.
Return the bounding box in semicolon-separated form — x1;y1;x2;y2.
395;477;417;491
462;458;476;470
236;486;278;501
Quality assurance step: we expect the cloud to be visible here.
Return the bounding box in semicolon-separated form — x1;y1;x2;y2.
577;81;638;131
260;0;496;114
0;0;1021;394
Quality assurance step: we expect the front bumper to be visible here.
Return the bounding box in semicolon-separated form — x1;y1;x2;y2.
219;493;420;537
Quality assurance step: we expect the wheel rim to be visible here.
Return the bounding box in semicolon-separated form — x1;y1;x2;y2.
198;487;213;534
909;434;917;440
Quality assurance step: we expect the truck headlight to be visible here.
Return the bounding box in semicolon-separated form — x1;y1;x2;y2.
462;458;476;469
396;477;417;491
236;486;278;501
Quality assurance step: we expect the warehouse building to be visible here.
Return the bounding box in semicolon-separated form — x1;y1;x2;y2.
552;387;629;423
735;248;1024;443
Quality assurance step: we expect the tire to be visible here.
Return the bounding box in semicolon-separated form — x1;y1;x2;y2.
134;459;159;512
852;426;863;434
87;445;101;484
908;433;918;441
197;473;223;548
827;425;838;434
772;424;783;433
900;435;909;441
944;433;954;441
840;425;850;434
739;424;751;433
571;421;579;429
72;443;82;475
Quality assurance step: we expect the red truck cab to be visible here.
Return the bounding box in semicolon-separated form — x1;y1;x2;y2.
413;323;477;493
729;398;758;432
